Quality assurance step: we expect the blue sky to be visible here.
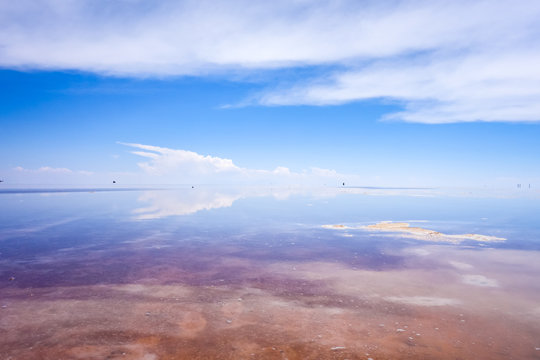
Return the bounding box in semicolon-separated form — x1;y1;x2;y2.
1;0;540;187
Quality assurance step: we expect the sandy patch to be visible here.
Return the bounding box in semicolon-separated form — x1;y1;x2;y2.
321;224;352;230
178;311;207;337
322;221;506;243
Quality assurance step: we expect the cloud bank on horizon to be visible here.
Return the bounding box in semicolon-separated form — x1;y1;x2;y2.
6;143;348;186
5;143;356;186
1;0;540;123
122;142;346;185
7;142;539;188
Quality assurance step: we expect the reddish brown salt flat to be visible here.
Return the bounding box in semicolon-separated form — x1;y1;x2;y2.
1;243;539;360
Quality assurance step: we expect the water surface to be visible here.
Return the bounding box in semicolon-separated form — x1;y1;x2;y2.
1;186;539;359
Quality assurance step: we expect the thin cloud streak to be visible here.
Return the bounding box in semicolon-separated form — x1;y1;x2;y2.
15;166;74;174
14;166;94;176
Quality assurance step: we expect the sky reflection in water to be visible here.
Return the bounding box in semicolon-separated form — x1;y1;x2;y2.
0;187;539;359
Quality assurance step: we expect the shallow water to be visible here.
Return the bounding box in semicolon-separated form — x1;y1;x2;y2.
1;186;539;359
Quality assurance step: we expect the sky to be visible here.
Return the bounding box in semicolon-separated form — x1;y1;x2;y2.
1;0;540;188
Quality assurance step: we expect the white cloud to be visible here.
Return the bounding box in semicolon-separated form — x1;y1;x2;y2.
0;0;480;74
123;142;241;175
1;1;539;123
122;142;346;184
122;143;540;188
258;51;540;123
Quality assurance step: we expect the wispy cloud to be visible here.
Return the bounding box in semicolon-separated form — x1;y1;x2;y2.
258;51;540;123
1;1;539;123
1;0;464;74
14;166;93;175
122;142;346;185
15;166;73;174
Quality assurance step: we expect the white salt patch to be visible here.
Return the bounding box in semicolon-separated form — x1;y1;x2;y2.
449;261;474;270
408;248;430;256
462;275;499;287
118;284;148;293
384;296;461;307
